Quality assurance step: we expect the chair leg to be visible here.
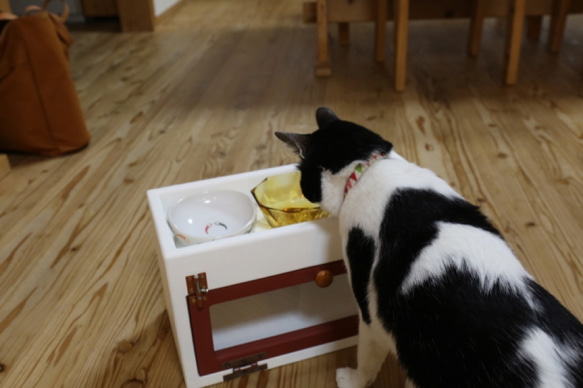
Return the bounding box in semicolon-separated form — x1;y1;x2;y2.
393;0;409;92
504;0;526;85
526;16;543;40
315;0;331;77
548;0;570;53
468;0;487;57
375;0;388;62
339;22;350;46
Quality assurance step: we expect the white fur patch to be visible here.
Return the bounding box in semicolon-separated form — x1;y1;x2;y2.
366;284;398;355
321;166;356;217
401;222;533;297
338;159;461;240
336;317;397;388
520;328;576;388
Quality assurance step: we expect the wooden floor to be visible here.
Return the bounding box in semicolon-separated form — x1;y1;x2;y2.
1;0;583;387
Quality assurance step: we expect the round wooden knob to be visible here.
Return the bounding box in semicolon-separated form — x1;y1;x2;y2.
315;270;333;288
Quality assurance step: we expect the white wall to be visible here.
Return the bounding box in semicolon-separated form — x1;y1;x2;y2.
153;0;180;17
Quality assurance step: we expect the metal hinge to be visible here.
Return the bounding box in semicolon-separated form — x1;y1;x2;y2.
186;273;208;308
222;353;267;381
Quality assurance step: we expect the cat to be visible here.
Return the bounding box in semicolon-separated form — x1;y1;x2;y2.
275;107;583;388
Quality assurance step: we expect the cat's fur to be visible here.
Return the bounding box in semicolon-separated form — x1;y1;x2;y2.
275;107;583;388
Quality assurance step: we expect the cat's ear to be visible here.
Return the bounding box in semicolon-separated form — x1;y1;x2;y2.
275;132;311;159
315;107;339;128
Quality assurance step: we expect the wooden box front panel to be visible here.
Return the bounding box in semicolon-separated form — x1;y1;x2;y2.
187;261;359;377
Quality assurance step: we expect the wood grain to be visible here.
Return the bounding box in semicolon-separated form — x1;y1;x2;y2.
0;1;582;387
0;154;9;180
0;0;10;13
81;0;119;17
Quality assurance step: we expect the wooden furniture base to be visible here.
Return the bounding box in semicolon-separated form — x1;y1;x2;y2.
376;0;388;63
504;0;527;85
0;154;10;181
393;0;409;92
313;0;387;77
305;0;583;90
468;0;488;57
549;0;571;53
315;0;331;76
390;0;527;89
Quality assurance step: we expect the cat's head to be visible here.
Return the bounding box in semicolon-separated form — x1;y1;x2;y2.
276;107;393;215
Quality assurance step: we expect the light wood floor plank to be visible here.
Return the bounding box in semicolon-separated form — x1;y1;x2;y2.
0;1;582;387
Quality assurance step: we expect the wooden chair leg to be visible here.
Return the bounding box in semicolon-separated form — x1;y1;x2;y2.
548;0;570;53
338;22;350;46
526;16;543;40
375;0;388;62
468;0;486;57
315;0;331;77
504;0;526;85
393;0;409;92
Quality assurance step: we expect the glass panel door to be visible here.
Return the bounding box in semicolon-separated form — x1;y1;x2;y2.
186;261;359;376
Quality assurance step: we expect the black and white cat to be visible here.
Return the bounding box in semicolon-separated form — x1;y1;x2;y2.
276;107;583;388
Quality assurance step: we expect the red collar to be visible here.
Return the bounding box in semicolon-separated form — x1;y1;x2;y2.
344;152;387;196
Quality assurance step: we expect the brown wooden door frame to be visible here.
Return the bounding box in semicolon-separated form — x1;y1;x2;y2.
186;261;359;377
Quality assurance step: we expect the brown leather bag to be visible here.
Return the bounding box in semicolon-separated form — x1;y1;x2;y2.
0;0;90;156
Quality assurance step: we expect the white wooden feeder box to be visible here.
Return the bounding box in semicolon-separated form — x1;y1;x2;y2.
147;164;358;388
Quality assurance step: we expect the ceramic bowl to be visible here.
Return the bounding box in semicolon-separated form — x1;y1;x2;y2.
251;171;328;228
167;190;256;245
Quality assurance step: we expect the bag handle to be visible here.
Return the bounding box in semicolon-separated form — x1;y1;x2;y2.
0;11;18;20
43;0;70;22
24;0;70;22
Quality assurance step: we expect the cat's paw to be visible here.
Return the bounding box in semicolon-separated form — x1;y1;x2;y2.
336;367;363;388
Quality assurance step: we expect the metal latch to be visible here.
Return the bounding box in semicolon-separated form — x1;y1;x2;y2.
186;273;208;309
222;353;267;381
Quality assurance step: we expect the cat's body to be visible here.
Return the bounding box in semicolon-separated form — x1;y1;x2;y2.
276;107;583;388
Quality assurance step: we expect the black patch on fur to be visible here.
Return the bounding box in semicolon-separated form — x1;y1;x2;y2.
526;279;583;385
297;121;392;203
392;266;538;387
375;188;501;299
371;187;583;387
526;279;583;341
346;227;376;324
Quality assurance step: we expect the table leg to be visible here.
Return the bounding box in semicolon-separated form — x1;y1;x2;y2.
339;22;350;46
526;16;543;40
393;0;409;92
375;0;388;62
315;0;331;77
548;0;570;53
504;0;526;85
468;0;486;57
0;154;10;181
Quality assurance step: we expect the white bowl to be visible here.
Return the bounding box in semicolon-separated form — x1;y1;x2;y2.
167;190;256;245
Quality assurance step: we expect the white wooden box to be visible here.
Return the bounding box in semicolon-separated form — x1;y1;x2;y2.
147;164;358;388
